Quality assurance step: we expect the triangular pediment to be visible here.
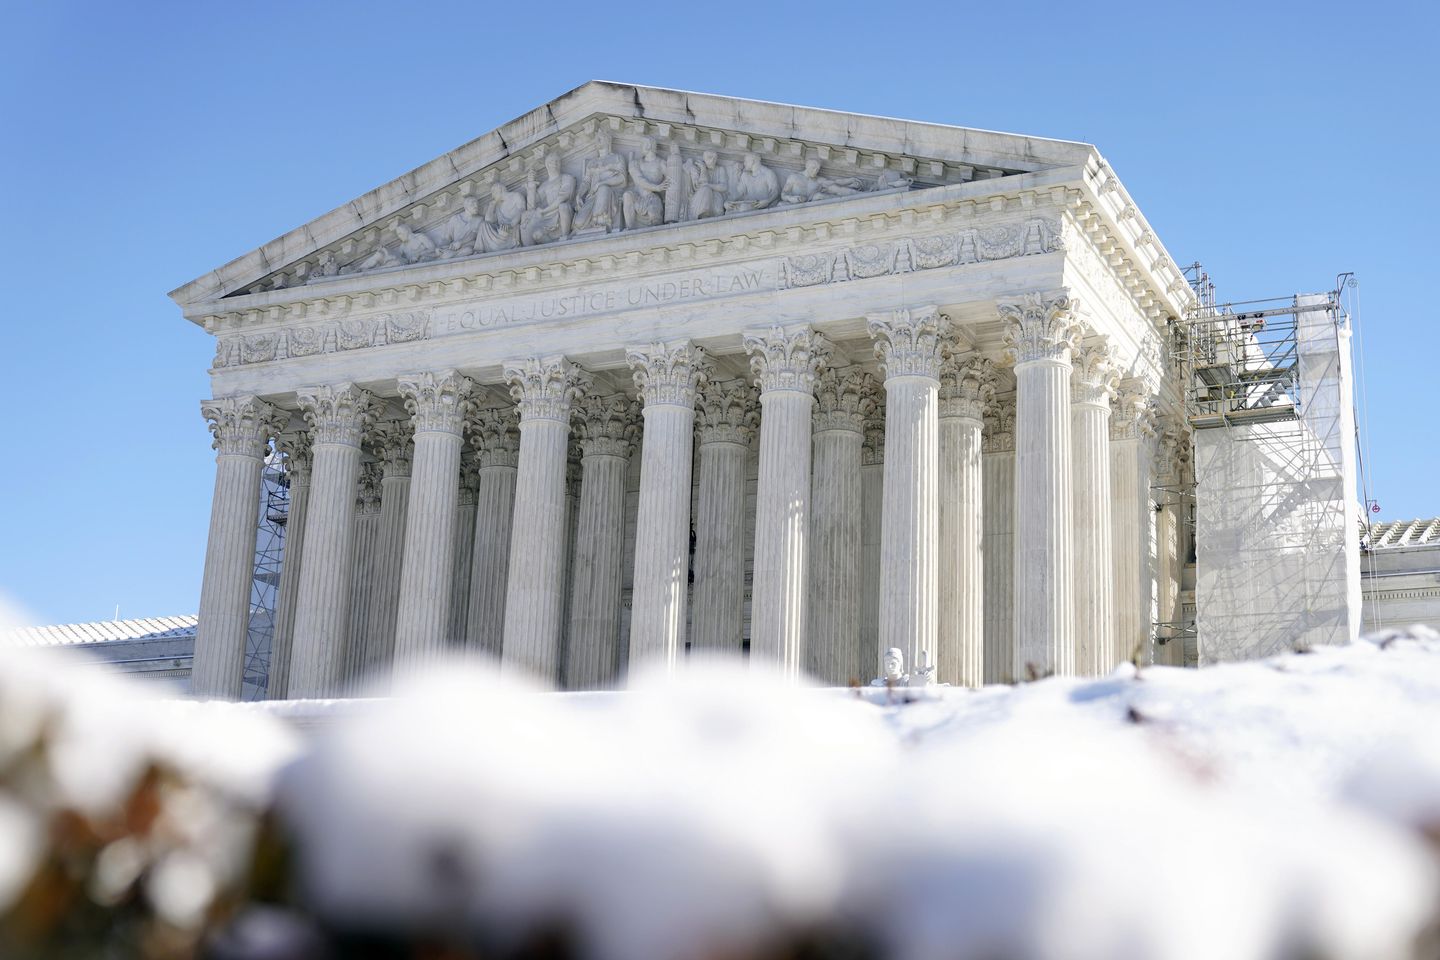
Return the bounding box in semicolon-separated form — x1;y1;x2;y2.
170;82;1097;309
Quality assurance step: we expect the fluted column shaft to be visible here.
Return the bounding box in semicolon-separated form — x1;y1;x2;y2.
691;440;749;650
869;308;947;677
465;408;520;655
266;433;311;699
394;372;476;665
359;423;412;682
449;465;479;647
1071;344;1118;677
981;404;1016;683
1111;386;1157;668
859;417;885;677
1003;293;1082;678
502;358;589;679
343;469;381;690
627;342;706;673
938;357;995;687
290;384;377;698
746;327;827;681
194;397;283;699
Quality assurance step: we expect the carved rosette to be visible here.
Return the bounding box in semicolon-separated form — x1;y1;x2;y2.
627;341;710;408
695;380;759;446
867;307;950;381
503;357;591;423
814;367;877;433
275;431;314;486
370;420;415;479
296;383;380;448
468;407;521;468
860;380;886;465
982;397;1017;454
572;394;640;459
999;293;1083;366
743;326;830;395
398;370;477;436
1110;382;1158;442
1071;339;1120;408
939;355;998;422
201;396;286;459
356;461;383;516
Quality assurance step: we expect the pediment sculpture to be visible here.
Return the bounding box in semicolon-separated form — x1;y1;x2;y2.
310;134;916;285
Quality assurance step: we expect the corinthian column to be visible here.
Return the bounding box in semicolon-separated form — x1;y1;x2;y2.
267;431;311;699
982;398;1016;683
808;367;873;684
290;384;379;698
745;326;828;681
1071;340;1119;676
448;450;480;647
627;341;708;673
358;421;412;681
394;371;476;665
939;354;996;687
343;463;381;689
868;307;948;678
691;381;757;653
565;395;638;688
465;406;520;655
859;398;885;677
1110;383;1157;669
1001;292;1082;679
501;357;590;679
193;396;284;699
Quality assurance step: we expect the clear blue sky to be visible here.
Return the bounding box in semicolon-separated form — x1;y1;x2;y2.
2;1;1436;625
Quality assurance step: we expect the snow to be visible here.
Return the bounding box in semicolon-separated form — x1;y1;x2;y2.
4;608;1440;958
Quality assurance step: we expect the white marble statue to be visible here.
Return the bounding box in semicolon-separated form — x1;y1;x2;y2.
438;196;484;258
477;182;526;253
307;250;339;282
781;157;865;204
573;131;627;235
521;152;576;247
623;136;668;230
347;221;437;273
686;149;729;221
873;169;912;192
872;647;907;686
724;152;780;213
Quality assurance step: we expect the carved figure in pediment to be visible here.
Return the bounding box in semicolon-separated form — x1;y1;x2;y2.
520;152;576;247
478;182;527;253
308;250;339;282
573;130;627;235
724;152;780;213
347;221;438;273
438;196;484;258
686;149;729;221
781;157;865;204
873;169;912;192
623;136;669;230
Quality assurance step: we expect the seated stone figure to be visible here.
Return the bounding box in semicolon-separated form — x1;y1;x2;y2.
723;152;779;213
573;131;627;235
871;647;907;687
623;136;669;230
781;157;864;204
686;150;729;221
521;153;576;247
438;196;484;258
477;182;527;253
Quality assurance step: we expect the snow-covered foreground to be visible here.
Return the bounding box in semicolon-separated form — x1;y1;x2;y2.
2;628;1440;959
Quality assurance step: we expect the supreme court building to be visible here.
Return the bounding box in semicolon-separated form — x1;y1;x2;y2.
172;82;1200;699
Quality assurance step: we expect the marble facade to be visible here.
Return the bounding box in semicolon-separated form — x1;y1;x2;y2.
173;83;1194;698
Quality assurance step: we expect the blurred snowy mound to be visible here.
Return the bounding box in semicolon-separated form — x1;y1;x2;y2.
5;626;1440;960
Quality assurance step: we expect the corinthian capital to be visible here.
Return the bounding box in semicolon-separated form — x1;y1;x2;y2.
201;396;286;458
695;380;759;446
1110;380;1158;442
398;370;477;435
573;394;639;459
999;292;1082;366
468;406;521;468
939;354;998;421
1071;339;1120;407
743;325;830;394
503;356;591;423
296;383;381;447
982;397;1017;454
275;431;313;485
867;306;950;380
370;420;415;478
627;340;710;408
814;367;877;433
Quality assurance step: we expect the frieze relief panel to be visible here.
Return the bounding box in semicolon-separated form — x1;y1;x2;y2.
236;117;1026;296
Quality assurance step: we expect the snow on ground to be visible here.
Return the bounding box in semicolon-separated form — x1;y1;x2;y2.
3;625;1440;959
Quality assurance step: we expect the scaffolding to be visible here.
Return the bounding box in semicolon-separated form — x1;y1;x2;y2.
241;451;288;700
